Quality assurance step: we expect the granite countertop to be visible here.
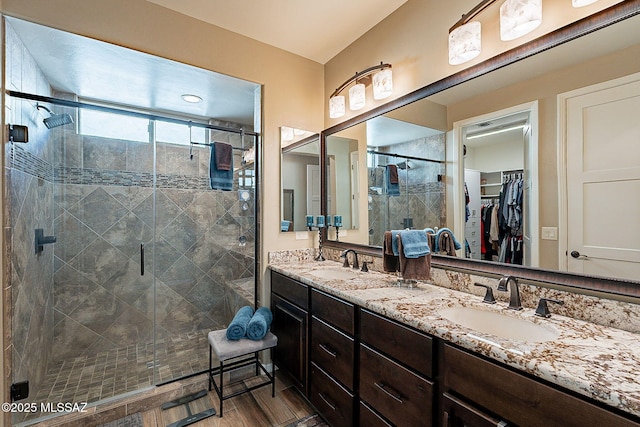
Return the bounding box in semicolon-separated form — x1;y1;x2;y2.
269;260;640;418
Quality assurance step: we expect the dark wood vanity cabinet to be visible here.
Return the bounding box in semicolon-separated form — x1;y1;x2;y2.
270;270;639;427
442;343;640;427
271;272;309;394
359;309;435;427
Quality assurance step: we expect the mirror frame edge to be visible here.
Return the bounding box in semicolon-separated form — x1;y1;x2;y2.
320;1;640;302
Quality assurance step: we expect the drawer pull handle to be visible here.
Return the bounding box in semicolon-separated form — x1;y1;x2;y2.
375;382;404;404
319;343;337;358
318;392;337;411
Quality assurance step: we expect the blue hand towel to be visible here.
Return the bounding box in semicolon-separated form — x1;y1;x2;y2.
246;307;273;340
210;142;234;191
434;227;462;251
400;230;431;258
281;220;291;232
390;229;404;256
226;306;254;340
385;165;400;196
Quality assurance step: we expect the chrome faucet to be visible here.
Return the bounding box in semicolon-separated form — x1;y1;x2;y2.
340;249;359;269
497;275;522;310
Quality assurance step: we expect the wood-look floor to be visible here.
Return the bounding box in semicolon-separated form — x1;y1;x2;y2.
140;372;316;427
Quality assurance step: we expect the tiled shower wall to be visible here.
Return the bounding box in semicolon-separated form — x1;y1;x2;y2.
368;133;446;246
52;119;256;362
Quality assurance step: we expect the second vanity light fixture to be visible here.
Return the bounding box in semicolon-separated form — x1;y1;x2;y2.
449;0;598;65
329;62;393;119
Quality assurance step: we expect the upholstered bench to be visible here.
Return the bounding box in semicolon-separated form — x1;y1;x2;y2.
207;329;277;416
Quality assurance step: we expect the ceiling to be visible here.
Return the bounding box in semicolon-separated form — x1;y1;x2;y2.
145;0;409;64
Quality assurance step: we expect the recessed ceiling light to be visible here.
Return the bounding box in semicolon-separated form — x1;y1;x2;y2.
181;94;202;103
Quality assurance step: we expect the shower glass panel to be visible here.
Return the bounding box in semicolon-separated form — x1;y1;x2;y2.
5;18;259;425
6;95;258;425
6;98;157;425
152;121;257;384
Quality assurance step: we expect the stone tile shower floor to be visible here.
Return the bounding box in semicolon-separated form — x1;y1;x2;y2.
18;330;212;424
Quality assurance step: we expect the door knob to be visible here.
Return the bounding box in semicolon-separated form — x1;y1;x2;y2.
570;250;588;259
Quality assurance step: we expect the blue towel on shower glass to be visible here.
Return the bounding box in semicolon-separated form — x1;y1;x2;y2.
246;307;273;340
400;230;431;258
226;306;254;340
434;227;462;251
210;142;234;191
385;165;400;196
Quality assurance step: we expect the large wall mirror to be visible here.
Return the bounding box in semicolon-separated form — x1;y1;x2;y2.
281;127;320;232
321;3;640;299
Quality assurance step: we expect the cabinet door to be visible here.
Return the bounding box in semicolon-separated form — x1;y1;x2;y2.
442;393;510;427
271;293;308;394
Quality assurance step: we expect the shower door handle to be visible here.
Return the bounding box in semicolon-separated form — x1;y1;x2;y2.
140;243;145;275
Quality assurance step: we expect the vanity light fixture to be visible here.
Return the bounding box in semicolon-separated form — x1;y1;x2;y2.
500;0;542;41
181;94;202;103
448;0;495;65
449;0;543;65
572;0;598;7
329;62;392;119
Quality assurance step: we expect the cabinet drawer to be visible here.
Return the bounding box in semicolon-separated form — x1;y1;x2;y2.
442;392;507;427
359;401;393;427
360;309;433;378
272;271;308;310
311;289;355;335
310;362;354;427
360;344;433;427
311;316;355;390
443;344;640;427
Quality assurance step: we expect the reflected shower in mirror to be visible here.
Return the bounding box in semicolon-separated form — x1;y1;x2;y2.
366;115;446;246
280;127;320;232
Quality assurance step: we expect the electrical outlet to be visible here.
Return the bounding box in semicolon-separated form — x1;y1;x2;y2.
541;227;558;240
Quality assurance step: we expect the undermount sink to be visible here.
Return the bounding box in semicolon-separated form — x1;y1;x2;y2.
439;306;559;342
308;268;358;281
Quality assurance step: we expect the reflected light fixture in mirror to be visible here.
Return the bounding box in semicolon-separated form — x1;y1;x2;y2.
328;62;392;118
500;0;542;41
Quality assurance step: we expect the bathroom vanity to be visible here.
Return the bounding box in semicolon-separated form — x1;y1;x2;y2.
269;261;640;427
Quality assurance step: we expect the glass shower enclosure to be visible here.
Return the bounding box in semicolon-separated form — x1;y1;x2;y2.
5;18;260;426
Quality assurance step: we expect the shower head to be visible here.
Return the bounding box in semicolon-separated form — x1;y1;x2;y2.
36;104;74;129
396;160;414;170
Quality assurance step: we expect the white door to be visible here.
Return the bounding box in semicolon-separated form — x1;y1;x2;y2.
564;74;640;280
306;164;321;215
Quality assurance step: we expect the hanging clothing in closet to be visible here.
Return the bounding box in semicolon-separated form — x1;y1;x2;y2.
480;173;524;264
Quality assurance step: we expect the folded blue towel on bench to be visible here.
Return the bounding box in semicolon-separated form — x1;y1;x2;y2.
226;306;254;340
247;307;273;341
